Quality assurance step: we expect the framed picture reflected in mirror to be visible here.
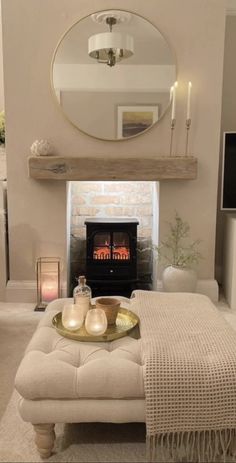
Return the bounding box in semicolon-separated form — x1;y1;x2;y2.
117;105;159;138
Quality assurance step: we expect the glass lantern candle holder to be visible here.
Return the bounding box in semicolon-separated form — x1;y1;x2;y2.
85;308;108;336
35;257;61;311
62;303;84;331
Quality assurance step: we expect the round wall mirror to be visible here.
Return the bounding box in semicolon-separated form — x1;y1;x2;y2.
51;10;177;141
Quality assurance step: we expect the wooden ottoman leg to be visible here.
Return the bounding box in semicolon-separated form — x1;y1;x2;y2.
33;423;55;459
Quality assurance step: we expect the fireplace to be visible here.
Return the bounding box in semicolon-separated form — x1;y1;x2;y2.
85;218;139;296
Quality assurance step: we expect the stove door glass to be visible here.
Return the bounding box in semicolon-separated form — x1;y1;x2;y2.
93;232;111;260
112;232;130;260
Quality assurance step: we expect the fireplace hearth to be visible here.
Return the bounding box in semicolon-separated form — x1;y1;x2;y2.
85;218;139;297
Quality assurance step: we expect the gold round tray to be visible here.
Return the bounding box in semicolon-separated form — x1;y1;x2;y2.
52;307;139;342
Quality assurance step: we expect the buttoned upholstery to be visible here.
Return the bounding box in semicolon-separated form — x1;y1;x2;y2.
15;298;144;401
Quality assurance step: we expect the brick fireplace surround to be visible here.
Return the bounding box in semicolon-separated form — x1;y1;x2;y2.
69;181;155;296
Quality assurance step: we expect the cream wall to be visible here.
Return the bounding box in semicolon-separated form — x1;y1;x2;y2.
221;15;236;132
1;0;225;296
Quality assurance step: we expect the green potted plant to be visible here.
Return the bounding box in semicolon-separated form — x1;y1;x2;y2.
155;212;202;292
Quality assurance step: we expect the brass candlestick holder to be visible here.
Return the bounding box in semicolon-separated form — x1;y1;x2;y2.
169;118;176;156
185;118;191;156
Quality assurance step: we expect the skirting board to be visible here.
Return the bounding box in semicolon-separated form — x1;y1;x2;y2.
5;279;219;303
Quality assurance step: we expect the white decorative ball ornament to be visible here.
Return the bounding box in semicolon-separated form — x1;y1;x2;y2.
30;139;53;156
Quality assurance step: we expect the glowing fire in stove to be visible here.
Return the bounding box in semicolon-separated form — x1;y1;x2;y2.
93;247;110;260
112;247;130;260
93;246;130;260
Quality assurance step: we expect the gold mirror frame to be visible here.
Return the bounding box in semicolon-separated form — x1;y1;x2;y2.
51;9;177;142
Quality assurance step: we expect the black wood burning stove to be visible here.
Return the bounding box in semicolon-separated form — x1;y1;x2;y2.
85;218;139;296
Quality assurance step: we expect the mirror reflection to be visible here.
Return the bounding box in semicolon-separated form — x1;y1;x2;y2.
52;10;177;141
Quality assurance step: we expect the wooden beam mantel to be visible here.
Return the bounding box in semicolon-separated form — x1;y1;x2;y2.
28;156;198;181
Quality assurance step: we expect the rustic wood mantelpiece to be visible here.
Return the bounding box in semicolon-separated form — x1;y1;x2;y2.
28;156;198;181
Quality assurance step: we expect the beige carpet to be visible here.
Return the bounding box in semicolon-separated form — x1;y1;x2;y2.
0;302;42;419
0;297;236;462
0;302;41;418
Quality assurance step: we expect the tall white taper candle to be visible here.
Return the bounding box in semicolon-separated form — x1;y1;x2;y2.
187;81;192;119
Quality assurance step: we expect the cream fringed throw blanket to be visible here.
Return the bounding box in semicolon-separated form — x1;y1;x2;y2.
131;291;236;462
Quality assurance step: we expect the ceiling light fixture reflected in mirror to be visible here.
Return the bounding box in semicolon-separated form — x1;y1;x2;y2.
88;11;134;67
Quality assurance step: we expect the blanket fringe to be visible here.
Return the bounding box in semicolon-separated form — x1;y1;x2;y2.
146;429;236;462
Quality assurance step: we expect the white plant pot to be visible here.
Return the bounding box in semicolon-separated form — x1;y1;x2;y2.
162;265;197;293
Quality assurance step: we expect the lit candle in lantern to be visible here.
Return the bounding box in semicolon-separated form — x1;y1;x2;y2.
85;308;107;336
170;85;174;102
171;81;178;120
35;257;61;311
41;278;58;303
187;81;192;120
62;303;84;331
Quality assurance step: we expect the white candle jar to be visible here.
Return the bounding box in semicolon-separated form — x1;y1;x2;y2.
62;303;84;331
85;308;107;336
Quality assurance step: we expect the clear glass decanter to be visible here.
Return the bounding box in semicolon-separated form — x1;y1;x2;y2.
73;276;92;318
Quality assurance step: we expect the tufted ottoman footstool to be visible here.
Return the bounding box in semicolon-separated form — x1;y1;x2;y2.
15;298;145;458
